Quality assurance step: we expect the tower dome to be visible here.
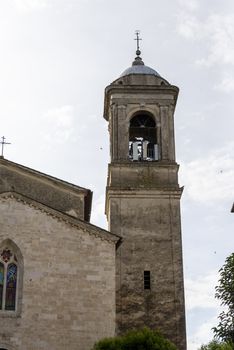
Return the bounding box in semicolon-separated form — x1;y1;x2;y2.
113;34;169;85
119;31;162;79
120;55;161;78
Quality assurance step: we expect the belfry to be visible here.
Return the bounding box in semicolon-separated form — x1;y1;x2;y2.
104;36;186;349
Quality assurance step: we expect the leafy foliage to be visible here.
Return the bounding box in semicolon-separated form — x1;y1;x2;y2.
92;328;178;350
213;253;234;344
198;339;233;350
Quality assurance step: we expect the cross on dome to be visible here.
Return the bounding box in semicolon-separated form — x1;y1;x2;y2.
133;30;144;66
134;30;142;57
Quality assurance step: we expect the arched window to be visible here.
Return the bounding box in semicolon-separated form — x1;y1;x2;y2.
129;113;159;161
0;242;22;313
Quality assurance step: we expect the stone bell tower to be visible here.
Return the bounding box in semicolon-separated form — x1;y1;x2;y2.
104;37;186;350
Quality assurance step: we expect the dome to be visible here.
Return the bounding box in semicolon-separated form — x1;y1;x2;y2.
119;53;161;78
120;64;161;78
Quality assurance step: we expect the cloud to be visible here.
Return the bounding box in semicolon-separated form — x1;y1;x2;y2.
185;271;219;311
13;0;50;12
197;14;234;67
178;0;199;12
214;75;234;93
188;316;218;350
176;12;234;66
176;13;200;39
180;142;234;204
41;105;75;147
90;194;107;228
185;271;221;349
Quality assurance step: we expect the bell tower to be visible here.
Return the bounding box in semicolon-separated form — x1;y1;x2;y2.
104;38;186;350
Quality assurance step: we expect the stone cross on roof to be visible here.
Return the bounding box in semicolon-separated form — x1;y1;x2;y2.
0;136;11;157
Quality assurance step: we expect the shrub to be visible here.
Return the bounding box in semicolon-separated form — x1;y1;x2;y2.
92;327;178;350
198;339;233;350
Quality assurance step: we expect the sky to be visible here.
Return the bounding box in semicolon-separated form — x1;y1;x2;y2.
0;0;234;349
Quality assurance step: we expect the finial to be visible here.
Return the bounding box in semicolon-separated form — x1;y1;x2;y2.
133;30;144;66
0;136;11;158
135;30;142;56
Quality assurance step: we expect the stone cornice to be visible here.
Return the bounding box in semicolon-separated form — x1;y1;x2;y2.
106;187;183;197
104;84;179;120
108;160;179;169
0;192;121;246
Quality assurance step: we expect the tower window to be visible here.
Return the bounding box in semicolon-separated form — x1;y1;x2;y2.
144;271;151;290
129;114;158;161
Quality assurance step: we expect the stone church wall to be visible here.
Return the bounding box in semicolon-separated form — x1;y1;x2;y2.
0;196;116;350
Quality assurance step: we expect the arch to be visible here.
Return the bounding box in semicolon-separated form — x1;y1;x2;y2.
0;341;16;350
128;112;159;161
0;343;16;350
0;239;23;315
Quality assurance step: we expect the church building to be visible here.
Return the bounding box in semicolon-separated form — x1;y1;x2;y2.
0;42;186;350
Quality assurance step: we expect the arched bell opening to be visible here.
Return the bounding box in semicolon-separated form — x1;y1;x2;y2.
129;113;159;161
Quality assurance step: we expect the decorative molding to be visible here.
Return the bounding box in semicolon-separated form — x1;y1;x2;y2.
0;192;121;245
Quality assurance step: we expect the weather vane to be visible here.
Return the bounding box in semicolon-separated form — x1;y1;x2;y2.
134;30;142;56
0;136;11;157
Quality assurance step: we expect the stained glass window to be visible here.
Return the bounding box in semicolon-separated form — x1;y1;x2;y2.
0;263;4;310
0;245;20;312
5;263;17;311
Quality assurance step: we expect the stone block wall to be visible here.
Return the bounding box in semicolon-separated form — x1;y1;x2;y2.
0;196;116;350
108;191;186;350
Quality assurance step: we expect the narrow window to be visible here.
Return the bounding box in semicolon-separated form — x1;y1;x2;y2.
144;271;151;290
5;263;17;311
0;263;4;309
0;246;19;312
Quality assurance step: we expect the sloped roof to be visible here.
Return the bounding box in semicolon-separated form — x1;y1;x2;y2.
0;157;92;222
0;157;88;193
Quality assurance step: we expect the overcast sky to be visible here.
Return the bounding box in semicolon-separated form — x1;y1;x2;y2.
0;1;234;349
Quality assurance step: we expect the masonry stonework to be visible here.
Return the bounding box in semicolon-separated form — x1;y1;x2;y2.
0;158;92;221
104;55;186;349
0;51;187;350
0;194;118;350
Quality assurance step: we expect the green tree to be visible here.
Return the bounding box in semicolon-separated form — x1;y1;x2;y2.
198;339;232;350
92;328;178;350
213;253;234;344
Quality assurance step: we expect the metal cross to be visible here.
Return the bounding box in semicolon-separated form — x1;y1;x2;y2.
0;136;11;157
135;30;142;52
